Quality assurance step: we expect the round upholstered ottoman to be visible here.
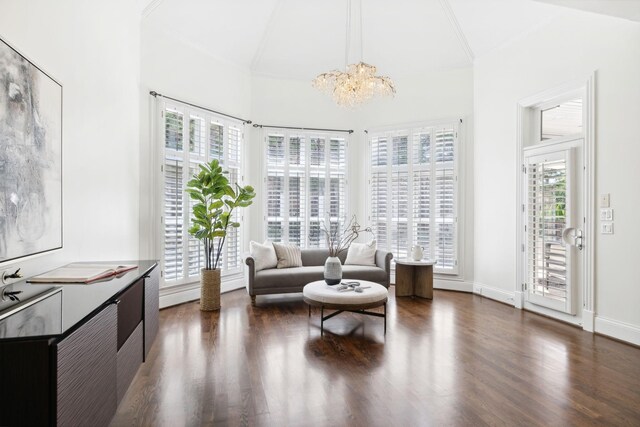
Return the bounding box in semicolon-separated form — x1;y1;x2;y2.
302;280;388;335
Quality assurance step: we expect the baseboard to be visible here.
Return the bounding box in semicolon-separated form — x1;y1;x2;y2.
582;309;595;332
434;279;473;292
514;291;524;309
595;316;640;347
159;277;245;309
473;282;516;306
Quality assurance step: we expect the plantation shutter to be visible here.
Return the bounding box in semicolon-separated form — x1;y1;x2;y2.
412;130;431;259
163;158;183;281
308;136;327;248
161;102;246;288
434;127;456;270
225;125;242;272
391;134;410;261
288;135;306;246
187;114;207;277
526;152;569;306
329;137;347;235
266;133;285;242
370;137;389;248
368;121;459;275
163;109;184;282
264;130;349;248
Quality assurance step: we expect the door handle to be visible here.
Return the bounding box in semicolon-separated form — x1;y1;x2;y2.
562;228;583;251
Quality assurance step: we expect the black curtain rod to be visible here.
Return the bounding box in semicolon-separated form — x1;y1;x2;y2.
252;124;353;134
150;91;252;125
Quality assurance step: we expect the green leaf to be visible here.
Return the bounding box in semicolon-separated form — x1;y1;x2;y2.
186;190;204;202
209;200;224;209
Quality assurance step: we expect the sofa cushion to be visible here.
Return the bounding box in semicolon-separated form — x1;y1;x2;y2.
345;240;377;266
272;242;303;269
341;265;387;284
249;240;278;271
254;266;325;290
301;249;348;266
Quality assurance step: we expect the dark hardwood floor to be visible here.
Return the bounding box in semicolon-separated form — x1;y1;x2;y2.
111;288;640;426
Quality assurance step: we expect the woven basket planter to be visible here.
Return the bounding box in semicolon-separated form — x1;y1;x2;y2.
200;268;221;311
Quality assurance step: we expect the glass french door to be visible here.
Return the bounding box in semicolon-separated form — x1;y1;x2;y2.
524;143;582;315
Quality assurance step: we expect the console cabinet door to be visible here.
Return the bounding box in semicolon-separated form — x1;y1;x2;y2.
144;266;160;358
56;304;117;427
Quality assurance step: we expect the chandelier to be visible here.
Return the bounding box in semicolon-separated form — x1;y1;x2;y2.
312;0;395;107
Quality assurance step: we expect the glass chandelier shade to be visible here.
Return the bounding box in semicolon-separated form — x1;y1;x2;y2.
312;62;395;108
312;0;395;107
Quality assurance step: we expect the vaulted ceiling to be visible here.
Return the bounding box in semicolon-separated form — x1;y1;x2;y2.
142;0;638;79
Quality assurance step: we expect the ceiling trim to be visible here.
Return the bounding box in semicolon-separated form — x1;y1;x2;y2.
438;0;474;64
250;0;285;72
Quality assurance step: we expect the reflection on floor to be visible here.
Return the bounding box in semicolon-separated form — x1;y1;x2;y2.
111;288;640;426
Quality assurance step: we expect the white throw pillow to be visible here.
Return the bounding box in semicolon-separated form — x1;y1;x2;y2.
249;240;278;272
272;242;303;269
345;240;377;266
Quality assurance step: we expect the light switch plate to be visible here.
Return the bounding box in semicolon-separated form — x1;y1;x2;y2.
601;222;614;234
600;193;610;208
600;208;613;221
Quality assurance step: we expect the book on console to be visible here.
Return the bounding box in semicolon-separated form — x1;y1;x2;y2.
28;263;138;284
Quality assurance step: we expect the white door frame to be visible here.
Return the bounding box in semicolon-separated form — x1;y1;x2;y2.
515;73;595;331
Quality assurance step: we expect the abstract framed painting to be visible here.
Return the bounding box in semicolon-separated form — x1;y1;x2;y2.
0;37;62;263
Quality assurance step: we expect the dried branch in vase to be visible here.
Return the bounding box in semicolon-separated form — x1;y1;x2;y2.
318;215;373;257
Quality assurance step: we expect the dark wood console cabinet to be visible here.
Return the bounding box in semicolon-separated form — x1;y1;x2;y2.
0;261;158;427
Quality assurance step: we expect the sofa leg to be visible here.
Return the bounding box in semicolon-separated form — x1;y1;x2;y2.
251;295;256;305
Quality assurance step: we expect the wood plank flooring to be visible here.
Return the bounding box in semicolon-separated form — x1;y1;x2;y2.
111;288;640;426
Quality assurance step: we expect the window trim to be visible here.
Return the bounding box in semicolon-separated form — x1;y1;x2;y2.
366;119;462;276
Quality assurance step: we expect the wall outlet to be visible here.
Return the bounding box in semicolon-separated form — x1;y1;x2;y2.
600;193;610;208
601;222;614;234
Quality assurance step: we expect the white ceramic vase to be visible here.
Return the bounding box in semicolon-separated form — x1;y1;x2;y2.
324;256;342;285
411;245;424;261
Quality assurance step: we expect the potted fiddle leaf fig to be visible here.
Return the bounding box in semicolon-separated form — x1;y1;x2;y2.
186;159;256;311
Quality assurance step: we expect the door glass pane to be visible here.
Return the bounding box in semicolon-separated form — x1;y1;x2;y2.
527;159;567;302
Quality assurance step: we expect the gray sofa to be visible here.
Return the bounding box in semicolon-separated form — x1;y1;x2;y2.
245;248;393;304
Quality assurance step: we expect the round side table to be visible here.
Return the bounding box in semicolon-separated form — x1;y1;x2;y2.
395;259;436;299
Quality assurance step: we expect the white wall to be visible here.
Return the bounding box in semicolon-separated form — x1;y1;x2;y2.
0;0;141;278
474;12;640;342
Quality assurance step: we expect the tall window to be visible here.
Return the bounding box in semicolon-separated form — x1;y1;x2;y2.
162;102;244;287
265;130;348;247
369;122;459;274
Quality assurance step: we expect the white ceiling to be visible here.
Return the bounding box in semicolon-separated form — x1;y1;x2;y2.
142;0;635;80
533;0;640;23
